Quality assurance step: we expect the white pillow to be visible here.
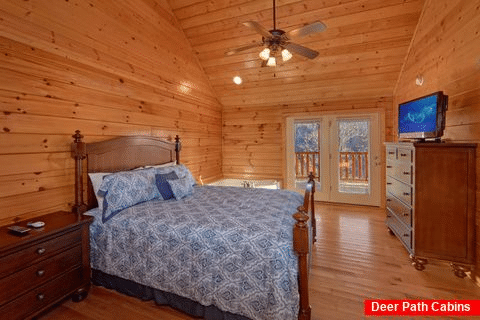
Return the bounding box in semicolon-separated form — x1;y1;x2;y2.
88;172;111;210
134;161;177;170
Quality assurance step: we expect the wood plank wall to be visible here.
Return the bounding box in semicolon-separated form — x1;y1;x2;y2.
223;98;393;183
393;0;480;282
0;0;223;225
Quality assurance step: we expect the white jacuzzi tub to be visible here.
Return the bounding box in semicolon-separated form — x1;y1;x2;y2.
208;178;280;189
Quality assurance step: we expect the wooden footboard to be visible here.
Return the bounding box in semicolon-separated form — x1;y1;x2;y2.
293;173;315;320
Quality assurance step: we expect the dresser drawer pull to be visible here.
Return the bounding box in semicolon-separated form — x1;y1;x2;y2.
36;269;45;277
403;233;409;237
37;293;45;301
387;182;392;185
36;248;46;255
387;165;392;168
400;153;407;157
403;171;410;175
403;192;410;196
403;213;409;217
388;151;395;155
386;198;391;202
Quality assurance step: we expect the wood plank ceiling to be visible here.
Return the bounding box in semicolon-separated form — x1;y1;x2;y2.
168;0;426;108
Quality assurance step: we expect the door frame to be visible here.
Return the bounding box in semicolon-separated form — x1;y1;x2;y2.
283;108;385;207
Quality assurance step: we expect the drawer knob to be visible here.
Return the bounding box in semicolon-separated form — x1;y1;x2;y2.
400;153;407;157
37;269;45;277
386;165;392;168
387;182;392;185
403;233;409;237
403;171;410;175
36;248;46;255
404;213;409;217
388;152;395;155
403;192;410;196
37;293;45;301
386;199;391;202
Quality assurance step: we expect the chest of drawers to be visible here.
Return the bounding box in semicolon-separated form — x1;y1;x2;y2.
0;211;93;319
385;142;476;277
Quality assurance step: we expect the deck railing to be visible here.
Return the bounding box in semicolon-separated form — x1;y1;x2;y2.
295;152;320;179
339;151;368;183
295;151;368;183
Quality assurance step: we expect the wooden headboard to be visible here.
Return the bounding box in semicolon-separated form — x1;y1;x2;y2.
71;130;181;213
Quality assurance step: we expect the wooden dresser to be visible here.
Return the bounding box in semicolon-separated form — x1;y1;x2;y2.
385;142;476;277
0;211;93;319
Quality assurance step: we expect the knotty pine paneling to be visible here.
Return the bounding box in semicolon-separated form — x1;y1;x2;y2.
223;98;393;183
169;0;424;185
393;0;480;283
0;0;222;225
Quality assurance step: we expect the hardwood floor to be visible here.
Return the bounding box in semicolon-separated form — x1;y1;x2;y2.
38;203;480;320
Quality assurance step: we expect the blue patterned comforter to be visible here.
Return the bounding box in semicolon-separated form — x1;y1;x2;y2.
87;185;304;320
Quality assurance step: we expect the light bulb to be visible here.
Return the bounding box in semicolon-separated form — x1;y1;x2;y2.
266;56;276;67
282;48;292;61
259;48;270;61
233;76;242;85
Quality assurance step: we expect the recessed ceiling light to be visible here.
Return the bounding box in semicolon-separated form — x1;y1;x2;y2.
233;76;242;85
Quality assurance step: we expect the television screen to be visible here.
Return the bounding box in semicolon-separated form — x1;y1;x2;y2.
398;91;447;140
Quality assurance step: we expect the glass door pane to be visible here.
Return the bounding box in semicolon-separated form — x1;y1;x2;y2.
294;121;321;190
336;119;370;195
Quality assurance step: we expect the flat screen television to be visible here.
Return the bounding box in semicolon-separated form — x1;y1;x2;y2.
398;91;448;140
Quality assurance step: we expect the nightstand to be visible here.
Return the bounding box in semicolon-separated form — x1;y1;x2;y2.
0;211;93;320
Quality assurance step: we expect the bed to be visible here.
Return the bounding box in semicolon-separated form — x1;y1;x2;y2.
71;130;315;320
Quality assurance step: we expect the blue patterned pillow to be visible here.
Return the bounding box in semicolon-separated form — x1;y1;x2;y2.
155;171;178;200
98;168;160;222
156;164;196;187
167;177;194;200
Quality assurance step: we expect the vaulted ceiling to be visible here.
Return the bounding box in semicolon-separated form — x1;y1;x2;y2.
168;0;426;108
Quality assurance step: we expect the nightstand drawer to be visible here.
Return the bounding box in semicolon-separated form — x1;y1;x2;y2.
0;267;83;320
0;245;82;305
0;228;81;278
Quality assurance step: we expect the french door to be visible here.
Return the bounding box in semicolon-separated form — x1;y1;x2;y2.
285;112;382;206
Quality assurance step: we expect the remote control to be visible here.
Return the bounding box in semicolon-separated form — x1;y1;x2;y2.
27;221;45;228
8;225;31;235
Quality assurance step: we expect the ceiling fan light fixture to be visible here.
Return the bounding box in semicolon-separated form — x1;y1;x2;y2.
259;48;270;60
267;56;276;67
281;48;292;61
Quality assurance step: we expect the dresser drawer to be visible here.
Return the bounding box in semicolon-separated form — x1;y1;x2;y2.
386;146;397;161
0;267;83;320
393;162;413;185
397;147;413;163
386;210;412;252
0;228;81;278
386;176;413;206
386;193;412;227
0;245;82;305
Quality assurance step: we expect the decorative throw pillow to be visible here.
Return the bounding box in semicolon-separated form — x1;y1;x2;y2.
155;171;178;200
156;164;196;187
98;168;160;222
167;176;194;200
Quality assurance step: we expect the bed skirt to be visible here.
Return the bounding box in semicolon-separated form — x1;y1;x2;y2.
91;269;251;320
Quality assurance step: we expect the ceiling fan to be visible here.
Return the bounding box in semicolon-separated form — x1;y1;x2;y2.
225;0;327;67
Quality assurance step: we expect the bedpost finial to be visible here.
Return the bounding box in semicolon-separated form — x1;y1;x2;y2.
72;130;84;143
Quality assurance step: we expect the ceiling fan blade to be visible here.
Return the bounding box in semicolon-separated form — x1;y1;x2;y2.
284;43;319;59
285;21;326;40
243;21;272;39
225;42;264;56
